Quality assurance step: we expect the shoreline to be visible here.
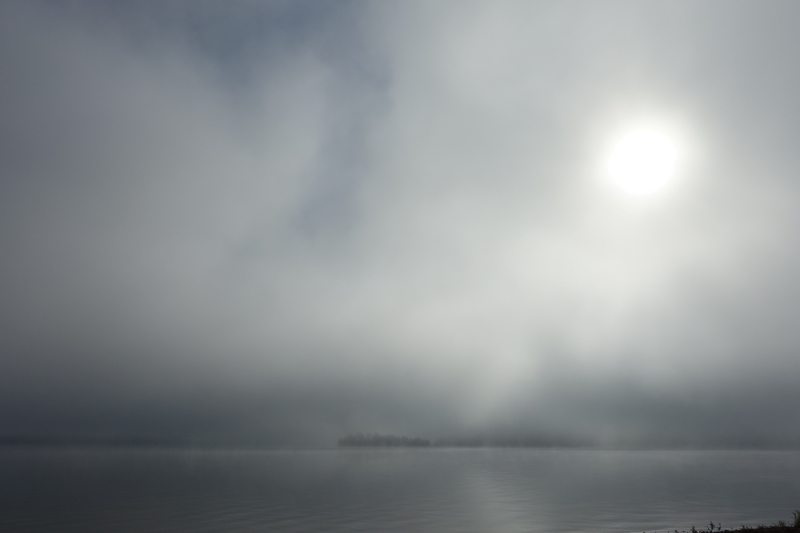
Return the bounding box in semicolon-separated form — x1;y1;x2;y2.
654;522;800;533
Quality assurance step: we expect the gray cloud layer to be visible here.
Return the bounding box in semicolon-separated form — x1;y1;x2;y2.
2;0;800;447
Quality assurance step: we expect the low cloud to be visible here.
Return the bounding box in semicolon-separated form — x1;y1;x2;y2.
2;1;800;447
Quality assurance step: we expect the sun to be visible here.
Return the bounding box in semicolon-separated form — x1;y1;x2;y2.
608;130;677;195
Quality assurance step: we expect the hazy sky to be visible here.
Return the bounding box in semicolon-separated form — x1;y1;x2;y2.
2;0;800;447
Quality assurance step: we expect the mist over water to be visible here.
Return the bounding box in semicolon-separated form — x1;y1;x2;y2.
8;3;800;531
3;448;800;533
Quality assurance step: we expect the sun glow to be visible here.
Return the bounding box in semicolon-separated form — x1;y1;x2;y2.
608;130;677;195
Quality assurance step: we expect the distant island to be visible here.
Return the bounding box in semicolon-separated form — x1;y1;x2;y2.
336;432;586;448
337;433;431;447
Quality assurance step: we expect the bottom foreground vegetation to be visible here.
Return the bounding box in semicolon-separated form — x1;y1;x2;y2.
669;511;800;533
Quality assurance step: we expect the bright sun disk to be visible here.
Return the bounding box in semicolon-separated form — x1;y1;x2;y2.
608;130;677;195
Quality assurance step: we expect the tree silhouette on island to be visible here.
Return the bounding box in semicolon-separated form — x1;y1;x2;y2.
337;433;430;447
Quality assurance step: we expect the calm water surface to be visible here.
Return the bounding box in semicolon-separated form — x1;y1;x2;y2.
1;448;799;532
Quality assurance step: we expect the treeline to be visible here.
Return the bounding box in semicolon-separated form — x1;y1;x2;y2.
337;433;431;447
337;432;589;448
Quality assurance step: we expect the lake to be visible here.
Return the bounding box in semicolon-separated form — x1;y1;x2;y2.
1;448;799;532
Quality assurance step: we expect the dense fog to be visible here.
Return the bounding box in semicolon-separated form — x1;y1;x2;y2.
2;1;800;447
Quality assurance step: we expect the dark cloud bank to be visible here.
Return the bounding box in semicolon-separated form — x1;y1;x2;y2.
2;0;800;448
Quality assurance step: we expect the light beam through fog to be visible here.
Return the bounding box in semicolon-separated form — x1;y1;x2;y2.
1;0;800;448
